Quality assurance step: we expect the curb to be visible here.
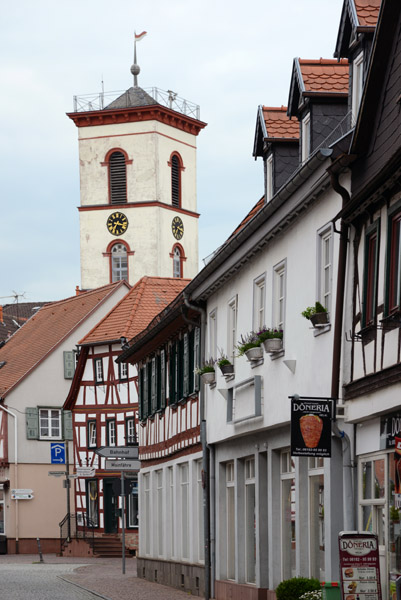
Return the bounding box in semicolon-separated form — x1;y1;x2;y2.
57;575;112;600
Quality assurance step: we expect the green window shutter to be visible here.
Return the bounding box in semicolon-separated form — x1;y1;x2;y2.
194;327;200;392
161;349;166;409
169;343;177;404
183;333;189;398
156;354;161;411
26;407;39;440
143;365;148;418
189;329;195;394
63;410;73;440
178;338;184;401
138;368;143;420
63;351;75;379
151;357;156;414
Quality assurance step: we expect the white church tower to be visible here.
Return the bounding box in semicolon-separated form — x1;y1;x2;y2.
68;36;206;290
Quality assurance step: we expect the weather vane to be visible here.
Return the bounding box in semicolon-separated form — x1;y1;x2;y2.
131;30;147;87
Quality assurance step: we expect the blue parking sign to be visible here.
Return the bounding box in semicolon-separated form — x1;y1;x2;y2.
50;442;66;464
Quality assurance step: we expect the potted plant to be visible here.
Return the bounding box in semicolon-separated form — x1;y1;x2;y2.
195;359;216;384
236;333;263;361
257;327;284;353
301;302;329;327
217;354;234;376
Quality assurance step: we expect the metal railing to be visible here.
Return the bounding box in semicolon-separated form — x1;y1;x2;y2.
59;513;96;554
72;86;200;120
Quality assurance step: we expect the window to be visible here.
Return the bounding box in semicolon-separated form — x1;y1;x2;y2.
173;246;182;278
94;358;104;384
39;409;62;440
386;207;401;315
317;225;333;312
227;296;238;363
226;461;235;579
281;450;296;579
63;350;77;379
127;478;138;527
245;457;256;583
208;309;217;360
0;486;4;534
88;420;97;448
266;154;273;202
363;223;380;327
143;473;151;555
86;479;99;527
107;419;116;446
157;470;164;556
111;243;128;282
119;362;128;381
126;417;137;445
352;52;364;126
301;113;311;162
180;463;190;559
168;466;175;557
197;460;205;562
109;151;127;204
274;260;286;330
253;274;266;332
170;153;183;208
358;456;386;550
309;457;325;580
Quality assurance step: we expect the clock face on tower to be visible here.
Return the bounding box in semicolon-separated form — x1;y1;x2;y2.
172;216;184;240
107;212;129;236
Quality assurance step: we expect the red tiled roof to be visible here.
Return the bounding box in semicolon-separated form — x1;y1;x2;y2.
80;277;191;345
299;59;349;94
0;282;128;398
262;106;299;140
354;0;381;27
230;197;265;239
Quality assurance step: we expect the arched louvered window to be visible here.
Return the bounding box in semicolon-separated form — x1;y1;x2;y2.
109;151;127;204
111;243;128;282
171;154;181;207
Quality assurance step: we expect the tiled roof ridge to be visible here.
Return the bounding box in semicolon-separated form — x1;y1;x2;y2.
299;58;349;65
40;282;125;311
262;105;288;112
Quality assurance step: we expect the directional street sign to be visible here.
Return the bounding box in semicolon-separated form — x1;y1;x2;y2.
50;442;66;464
76;466;96;477
48;471;67;477
11;488;34;500
105;459;140;471
95;446;139;459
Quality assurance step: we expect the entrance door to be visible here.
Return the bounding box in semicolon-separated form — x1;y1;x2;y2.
103;479;119;534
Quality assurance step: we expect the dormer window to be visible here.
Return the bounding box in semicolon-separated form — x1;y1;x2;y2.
352;52;364;126
301;114;311;162
266;155;273;202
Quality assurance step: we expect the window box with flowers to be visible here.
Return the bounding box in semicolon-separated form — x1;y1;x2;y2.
257;327;284;353
217;354;234;376
196;359;216;385
236;333;263;361
302;302;329;327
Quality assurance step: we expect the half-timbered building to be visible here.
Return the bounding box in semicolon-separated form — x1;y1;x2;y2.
63;277;189;556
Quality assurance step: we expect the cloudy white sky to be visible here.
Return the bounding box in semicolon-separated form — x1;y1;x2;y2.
1;0;344;303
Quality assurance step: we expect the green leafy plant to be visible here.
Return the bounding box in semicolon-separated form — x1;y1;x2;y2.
275;577;321;600
195;358;215;375
299;591;322;600
257;327;284;342
301;302;327;320
217;354;232;368
390;505;400;522
235;332;261;356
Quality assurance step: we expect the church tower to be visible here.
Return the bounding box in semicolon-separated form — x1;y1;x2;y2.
68;39;206;290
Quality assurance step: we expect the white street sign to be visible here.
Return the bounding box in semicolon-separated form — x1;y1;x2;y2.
76;467;96;477
11;488;34;500
105;459;140;471
48;471;67;477
95;446;139;459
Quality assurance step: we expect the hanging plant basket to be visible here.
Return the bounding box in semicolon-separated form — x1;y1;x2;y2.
263;338;283;353
245;346;263;361
310;312;329;327
201;371;215;385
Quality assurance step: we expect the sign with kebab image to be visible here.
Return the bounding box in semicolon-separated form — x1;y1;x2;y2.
290;395;334;458
339;532;382;600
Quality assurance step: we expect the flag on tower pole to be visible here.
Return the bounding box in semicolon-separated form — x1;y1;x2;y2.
135;31;147;42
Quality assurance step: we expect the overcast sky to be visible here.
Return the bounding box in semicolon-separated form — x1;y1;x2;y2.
0;0;344;304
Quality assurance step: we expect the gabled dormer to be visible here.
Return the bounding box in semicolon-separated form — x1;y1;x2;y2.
253;106;299;203
334;0;380;124
287;58;349;163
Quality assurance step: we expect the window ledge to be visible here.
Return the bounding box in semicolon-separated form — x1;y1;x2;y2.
381;312;401;330
270;349;285;360
358;323;377;343
313;323;331;337
249;358;264;369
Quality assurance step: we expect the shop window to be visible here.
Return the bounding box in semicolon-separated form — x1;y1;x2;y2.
168;466;175;558
281;450;296;580
143;473;151;555
245;457;256;584
157;470;164;557
127;478;138;527
86;479;99;527
309;457;325;581
180;463;189;560
197;460;205;562
226;461;236;579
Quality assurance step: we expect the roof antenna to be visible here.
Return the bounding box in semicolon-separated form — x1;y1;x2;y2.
131;31;147;87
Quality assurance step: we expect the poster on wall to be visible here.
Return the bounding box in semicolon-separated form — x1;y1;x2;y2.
339;532;382;600
290;397;333;457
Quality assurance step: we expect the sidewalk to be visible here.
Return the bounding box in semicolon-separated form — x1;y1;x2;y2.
0;554;203;600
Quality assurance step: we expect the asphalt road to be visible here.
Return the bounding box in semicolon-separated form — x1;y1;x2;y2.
0;563;105;600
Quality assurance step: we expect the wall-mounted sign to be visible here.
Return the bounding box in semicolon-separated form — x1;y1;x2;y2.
339;532;382;600
76;467;96;477
290;397;333;457
11;488;34;500
380;411;401;449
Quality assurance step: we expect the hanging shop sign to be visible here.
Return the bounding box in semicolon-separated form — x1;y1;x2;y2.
339;531;382;600
380;411;401;450
290;396;333;457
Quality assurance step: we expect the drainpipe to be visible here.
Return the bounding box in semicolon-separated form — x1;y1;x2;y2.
330;168;356;532
183;293;210;600
0;404;18;552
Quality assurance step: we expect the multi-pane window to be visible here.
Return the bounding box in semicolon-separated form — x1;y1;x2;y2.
171;154;181;207
173;246;182;278
86;479;99;527
226;461;236;580
352;52;364;126
274;261;286;330
39;409;61;440
107;419;116;446
318;225;333;312
281;450;296;580
126;417;136;445
111;243;128;282
301;113;311;162
109;151;127;204
309;457;325;581
119;362;128;381
88;420;97;448
94;358;103;384
387;209;401;315
358;456;386;549
245;457;256;584
253;274;266;331
180;463;189;559
227;296;238;363
363;223;380;327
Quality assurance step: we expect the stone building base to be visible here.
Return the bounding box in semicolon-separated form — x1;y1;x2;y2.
137;556;205;597
215;580;275;600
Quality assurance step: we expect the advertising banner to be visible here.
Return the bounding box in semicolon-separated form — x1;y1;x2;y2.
339;532;381;600
291;397;332;457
